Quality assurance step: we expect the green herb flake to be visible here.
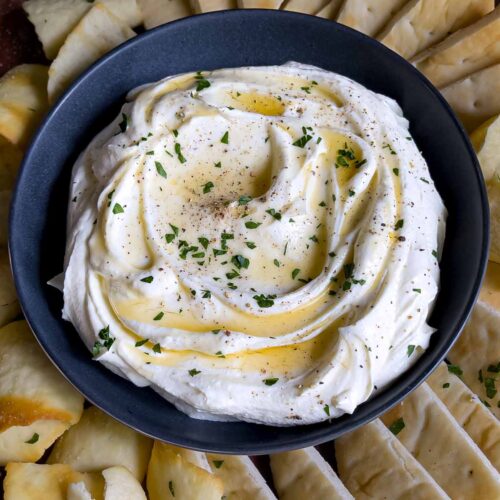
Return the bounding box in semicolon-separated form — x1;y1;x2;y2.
214;161;222;168
413;288;422;294
118;113;128;133
263;377;279;386
407;345;416;357
189;368;201;376
238;195;252;205
198;237;209;249
112;203;124;214
141;276;154;283
395;219;404;230
448;364;463;376
231;255;249;269
221;131;229;144
213;460;224;468
388;417;405;435
24;432;39;444
174;143;187;163
253;294;276;308
245;221;261;229
152;343;161;353
245;241;256;249
442;383;450;389
266;208;282;220
323;404;330;417
135;338;148;347
292;268;300;280
153;312;164;321
155;161;167;178
203;181;215;194
393;168;399;176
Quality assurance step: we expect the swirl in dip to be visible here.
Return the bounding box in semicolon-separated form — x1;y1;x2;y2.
63;63;446;425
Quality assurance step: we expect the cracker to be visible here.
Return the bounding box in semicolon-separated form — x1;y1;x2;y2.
4;463;104;500
315;0;344;19
102;466;147;500
337;0;409;37
208;453;277;499
448;260;500;417
428;362;500;470
24;0;141;60
414;7;500;87
381;383;500;498
147;441;224;500
47;3;136;103
47;406;152;482
138;0;192;29
271;446;353;500
0;64;48;148
190;0;236;12
336;419;448;499
377;0;494;60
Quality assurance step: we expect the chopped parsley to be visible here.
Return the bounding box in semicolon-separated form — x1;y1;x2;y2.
112;203;124;214
203;181;215;193
442;382;450;389
273;259;280;267
92;325;115;356
323;404;330;417
198;237;209;249
245;241;256;249
395;219;404;230
266;208;282;220
213;460;224;468
253;293;276;308
448;364;463;376
407;345;416;357
202;290;211;299
487;362;500;373
214;161;222;168
388;417;405;435
135;338;148;347
263;377;279;386
292;127;313;148
141;276;154;283
245;221;261;229
238;195;252;205
393;168;399;176
169;480;175;497
174;143;186;163
25;433;39;444
155;161;167;178
189;368;201;376
292;268;300;280
152;343;161;353
194;71;211;91
231;255;249;269
485;377;497;399
413;288;421;293
221;131;229;144
153;312;164;321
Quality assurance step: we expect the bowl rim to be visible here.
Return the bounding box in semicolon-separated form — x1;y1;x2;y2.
9;9;489;454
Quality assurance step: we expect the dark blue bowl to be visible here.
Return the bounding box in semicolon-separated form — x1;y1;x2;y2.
9;10;488;454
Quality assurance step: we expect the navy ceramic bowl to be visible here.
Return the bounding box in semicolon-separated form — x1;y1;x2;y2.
9;10;488;454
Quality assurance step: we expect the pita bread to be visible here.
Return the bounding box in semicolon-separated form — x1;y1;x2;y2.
470;114;500;263
0;320;83;430
190;0;235;12
47;406;152;482
237;0;284;7
381;383;500;498
147;441;224;500
282;0;331;15
208;453;277;499
335;419;448;499
102;466;147;500
138;0;192;28
271;446;354;500
0;420;67;465
315;0;344;19
448;260;500;418
47;4;136;103
440;63;500;131
67;481;94;500
0;64;48;148
337;0;409;37
414;7;500;87
427;362;500;471
24;0;142;60
4;463;104;500
163;444;211;472
378;0;494;60
0;250;20;329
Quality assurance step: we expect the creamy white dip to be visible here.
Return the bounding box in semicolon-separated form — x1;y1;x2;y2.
63;63;446;425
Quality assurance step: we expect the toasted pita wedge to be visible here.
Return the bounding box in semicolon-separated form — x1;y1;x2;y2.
102;466;147;500
4;463;104;500
208;453;276;499
336;419;448;499
315;0;344;19
0;250;19;329
381;382;500;498
67;481;94;500
0;419;68;465
24;0;142;60
163;443;211;472
147;441;224;500
470;115;500;263
271;446;353;500
0;320;83;464
427;362;500;471
441;63;500;131
47;406;152;481
237;0;284;7
0;64;48;148
47;4;136;103
190;0;235;12
377;0;494;60
448;260;500;418
336;0;408;37
138;0;192;28
414;7;500;87
282;0;330;15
